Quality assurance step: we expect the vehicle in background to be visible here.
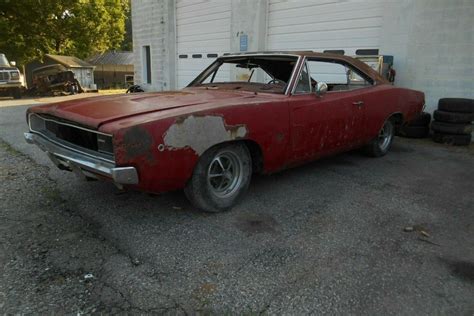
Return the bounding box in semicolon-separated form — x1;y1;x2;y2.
28;64;83;96
0;53;22;99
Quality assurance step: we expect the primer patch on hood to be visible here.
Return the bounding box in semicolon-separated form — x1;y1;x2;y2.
163;115;247;155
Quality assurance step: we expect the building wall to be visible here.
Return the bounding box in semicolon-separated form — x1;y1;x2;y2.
93;64;134;89
230;0;267;53
132;0;473;111
131;0;175;91
380;0;474;112
175;0;231;88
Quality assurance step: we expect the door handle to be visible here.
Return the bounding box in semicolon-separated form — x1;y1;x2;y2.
352;101;364;107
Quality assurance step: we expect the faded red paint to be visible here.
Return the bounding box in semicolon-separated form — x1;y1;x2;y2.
27;52;424;193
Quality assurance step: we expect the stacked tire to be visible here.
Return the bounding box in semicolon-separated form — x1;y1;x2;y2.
431;98;474;146
398;112;431;138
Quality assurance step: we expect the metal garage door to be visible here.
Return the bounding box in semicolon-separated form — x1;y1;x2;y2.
267;0;384;55
176;0;231;88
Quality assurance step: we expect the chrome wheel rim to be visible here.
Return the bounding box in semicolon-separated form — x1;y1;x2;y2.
378;121;394;152
207;151;243;198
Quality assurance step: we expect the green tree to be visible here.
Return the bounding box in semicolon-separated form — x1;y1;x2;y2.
0;0;129;66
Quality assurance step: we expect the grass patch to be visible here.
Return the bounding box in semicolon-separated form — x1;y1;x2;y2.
0;139;22;156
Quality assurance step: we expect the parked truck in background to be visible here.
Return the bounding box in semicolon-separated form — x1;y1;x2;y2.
0;53;22;99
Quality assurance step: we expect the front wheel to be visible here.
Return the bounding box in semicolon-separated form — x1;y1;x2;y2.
184;143;252;213
364;119;395;157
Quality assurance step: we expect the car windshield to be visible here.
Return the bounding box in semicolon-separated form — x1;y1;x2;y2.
190;55;299;94
0;54;10;67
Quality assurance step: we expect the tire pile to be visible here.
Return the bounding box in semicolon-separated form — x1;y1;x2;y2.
398;112;431;138
431;98;474;146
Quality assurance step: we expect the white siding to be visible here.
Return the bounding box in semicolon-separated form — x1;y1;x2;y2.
267;0;384;55
176;0;231;88
132;0;173;91
71;68;94;89
380;0;474;113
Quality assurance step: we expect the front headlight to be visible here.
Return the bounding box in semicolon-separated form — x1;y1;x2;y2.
10;71;20;79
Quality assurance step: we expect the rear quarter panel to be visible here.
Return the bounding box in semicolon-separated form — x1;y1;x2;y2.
363;85;425;141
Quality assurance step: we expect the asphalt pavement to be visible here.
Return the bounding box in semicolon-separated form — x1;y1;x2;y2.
1;97;473;314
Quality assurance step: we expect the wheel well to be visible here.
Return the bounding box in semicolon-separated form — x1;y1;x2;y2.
242;140;264;174
389;113;404;131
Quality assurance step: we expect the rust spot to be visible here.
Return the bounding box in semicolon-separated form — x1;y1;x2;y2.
163;115;248;155
275;132;284;142
122;126;154;162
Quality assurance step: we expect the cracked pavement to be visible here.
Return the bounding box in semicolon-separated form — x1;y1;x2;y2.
1;99;474;314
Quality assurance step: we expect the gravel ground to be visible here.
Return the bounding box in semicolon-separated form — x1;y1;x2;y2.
0;101;474;314
0;140;145;313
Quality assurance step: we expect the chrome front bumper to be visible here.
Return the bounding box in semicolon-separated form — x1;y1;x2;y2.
24;132;139;185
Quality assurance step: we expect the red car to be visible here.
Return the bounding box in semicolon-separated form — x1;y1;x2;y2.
25;52;424;212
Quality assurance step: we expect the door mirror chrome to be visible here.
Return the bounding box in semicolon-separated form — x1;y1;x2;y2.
315;82;328;96
10;61;16;66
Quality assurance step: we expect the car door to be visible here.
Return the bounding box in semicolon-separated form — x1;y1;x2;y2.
288;59;368;164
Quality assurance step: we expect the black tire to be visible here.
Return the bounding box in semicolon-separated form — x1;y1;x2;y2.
432;132;472;146
407;112;431;127
399;125;430;138
12;88;21;99
438;98;474;113
364;119;395;157
431;121;472;135
433;110;474;124
184;143;252;213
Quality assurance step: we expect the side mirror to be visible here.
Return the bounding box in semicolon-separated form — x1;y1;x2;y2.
315;82;328;96
10;61;16;66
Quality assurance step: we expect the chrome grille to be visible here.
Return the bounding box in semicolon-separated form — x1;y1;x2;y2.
0;71;9;82
28;114;114;160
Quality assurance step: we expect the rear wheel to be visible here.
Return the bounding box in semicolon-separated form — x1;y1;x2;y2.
185;143;252;213
364;119;395;157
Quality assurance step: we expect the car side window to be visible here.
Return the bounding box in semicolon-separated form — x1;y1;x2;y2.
306;60;372;92
294;62;311;94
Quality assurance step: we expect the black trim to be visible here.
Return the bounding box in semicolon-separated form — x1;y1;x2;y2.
192;54;202;58
356;49;379;56
207;53;218;58
178;54;188;59
323;50;345;55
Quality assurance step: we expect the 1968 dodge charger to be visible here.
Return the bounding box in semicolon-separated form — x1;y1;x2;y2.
25;52;424;212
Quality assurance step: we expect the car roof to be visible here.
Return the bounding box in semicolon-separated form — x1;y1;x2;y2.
220;51;388;85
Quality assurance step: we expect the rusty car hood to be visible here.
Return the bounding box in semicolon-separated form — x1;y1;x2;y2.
29;88;269;129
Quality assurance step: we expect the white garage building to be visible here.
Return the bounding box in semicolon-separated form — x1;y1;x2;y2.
131;0;473;112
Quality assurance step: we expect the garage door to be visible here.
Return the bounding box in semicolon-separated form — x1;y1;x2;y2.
267;0;384;55
176;0;231;88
